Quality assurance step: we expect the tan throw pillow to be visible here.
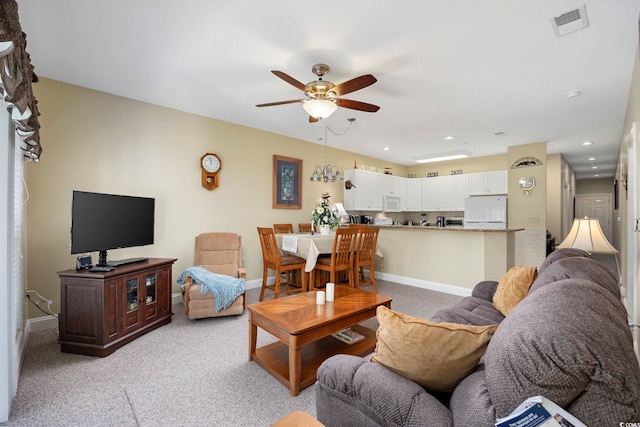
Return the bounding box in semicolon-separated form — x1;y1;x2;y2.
493;265;538;316
371;306;498;392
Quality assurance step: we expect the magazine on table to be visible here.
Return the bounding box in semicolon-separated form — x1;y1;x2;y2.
331;328;365;345
495;396;586;427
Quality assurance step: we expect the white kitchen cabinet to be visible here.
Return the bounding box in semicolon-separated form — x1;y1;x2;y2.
468;170;507;195
454;174;469;210
421;178;438;211
421;175;468;211
405;178;422;211
343;169;385;211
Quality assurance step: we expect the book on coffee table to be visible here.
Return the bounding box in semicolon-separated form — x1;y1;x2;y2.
332;328;365;345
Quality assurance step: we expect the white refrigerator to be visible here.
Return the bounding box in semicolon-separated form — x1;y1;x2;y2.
463;196;507;229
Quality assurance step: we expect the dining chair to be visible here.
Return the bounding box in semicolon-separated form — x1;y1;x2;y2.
310;228;359;290
273;223;294;234
348;224;367;229
353;227;380;292
298;223;312;233
257;227;307;300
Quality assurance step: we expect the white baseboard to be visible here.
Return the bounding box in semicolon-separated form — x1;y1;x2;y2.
375;272;473;297
27;315;58;333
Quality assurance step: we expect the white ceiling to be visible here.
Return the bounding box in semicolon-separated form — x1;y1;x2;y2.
17;1;640;179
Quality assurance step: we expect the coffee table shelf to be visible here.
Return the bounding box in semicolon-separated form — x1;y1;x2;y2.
253;324;375;392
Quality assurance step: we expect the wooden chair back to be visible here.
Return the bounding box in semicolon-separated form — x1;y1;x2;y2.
355;227;379;265
257;227;280;268
348;224;367;229
298;223;312;233
354;227;380;291
311;228;359;288
273;223;294;234
330;228;359;268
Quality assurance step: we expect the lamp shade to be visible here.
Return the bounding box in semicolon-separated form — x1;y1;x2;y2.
303;99;338;119
556;217;618;254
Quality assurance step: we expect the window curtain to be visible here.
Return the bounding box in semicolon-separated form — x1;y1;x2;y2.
0;0;41;162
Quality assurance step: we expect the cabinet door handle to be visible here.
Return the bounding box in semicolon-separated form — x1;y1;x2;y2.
139;297;145;302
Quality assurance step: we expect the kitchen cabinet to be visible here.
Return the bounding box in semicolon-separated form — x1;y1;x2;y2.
344;169;403;211
420;175;468;211
468;170;507;195
57;258;176;357
404;178;422;211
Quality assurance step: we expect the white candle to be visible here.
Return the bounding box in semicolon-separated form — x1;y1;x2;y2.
316;290;325;305
326;283;335;301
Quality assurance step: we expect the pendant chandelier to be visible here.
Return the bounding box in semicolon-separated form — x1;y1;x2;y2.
309;121;355;182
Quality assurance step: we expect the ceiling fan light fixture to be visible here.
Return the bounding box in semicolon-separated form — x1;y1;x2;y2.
303;99;338;119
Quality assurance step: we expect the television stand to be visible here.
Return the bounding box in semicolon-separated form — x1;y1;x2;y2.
106;257;149;267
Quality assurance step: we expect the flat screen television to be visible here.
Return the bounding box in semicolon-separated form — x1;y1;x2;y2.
70;191;155;266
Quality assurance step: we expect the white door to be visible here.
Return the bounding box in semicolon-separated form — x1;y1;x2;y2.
575;193;612;243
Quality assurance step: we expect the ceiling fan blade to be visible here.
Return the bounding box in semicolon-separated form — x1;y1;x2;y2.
271;70;308;92
336;98;380;112
331;74;377;96
255;99;303;107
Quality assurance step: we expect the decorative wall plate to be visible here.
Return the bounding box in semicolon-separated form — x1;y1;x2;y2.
511;156;543;168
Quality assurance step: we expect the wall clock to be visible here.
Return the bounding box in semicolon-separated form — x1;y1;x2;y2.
200;153;221;190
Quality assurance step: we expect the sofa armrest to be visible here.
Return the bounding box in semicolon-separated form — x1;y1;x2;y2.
316;355;453;427
471;280;499;302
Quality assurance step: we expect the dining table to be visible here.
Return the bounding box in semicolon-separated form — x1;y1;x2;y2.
275;232;383;272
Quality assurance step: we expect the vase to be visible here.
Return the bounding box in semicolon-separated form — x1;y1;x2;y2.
319;225;331;235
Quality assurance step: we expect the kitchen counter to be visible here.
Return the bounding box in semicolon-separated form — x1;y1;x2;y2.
374;225;524;232
372;226;523;292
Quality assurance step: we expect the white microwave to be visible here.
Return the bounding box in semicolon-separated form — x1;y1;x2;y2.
382;194;402;212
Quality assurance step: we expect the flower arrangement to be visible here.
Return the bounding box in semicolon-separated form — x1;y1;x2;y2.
311;192;339;230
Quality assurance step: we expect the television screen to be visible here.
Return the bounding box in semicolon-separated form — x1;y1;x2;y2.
70;191;155;261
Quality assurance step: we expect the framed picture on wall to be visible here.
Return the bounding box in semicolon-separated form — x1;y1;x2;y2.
273;155;302;209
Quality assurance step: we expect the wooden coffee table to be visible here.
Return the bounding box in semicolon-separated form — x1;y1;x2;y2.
248;285;392;396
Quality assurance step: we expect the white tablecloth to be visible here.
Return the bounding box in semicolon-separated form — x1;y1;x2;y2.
276;233;337;272
276;232;383;272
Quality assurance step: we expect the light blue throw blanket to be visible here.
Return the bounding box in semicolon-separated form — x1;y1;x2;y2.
177;266;246;313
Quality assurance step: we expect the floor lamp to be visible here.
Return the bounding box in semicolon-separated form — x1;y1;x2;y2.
555;217;620;281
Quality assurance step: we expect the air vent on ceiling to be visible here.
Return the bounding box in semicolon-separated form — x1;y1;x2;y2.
550;4;589;38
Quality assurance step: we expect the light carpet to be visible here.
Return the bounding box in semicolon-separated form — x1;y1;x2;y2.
3;280;462;427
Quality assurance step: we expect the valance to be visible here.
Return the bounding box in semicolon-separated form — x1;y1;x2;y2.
0;0;41;161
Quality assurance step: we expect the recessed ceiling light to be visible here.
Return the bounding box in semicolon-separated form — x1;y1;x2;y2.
582;141;593;146
383;147;390;151
591;165;598;169
444;135;455;141
566;90;581;98
594;174;600;177
587;157;596;161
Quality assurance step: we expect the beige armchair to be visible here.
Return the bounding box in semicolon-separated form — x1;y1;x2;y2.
182;232;246;319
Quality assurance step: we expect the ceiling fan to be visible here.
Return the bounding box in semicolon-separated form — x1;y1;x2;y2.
256;63;380;122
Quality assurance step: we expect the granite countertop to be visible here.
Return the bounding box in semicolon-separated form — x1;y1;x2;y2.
374;225;524;232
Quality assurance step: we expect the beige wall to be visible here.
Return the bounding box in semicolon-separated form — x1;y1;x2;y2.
618;45;640;359
546;153;576;243
575;177;615;195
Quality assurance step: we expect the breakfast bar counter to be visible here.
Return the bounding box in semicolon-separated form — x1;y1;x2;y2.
372;225;523;292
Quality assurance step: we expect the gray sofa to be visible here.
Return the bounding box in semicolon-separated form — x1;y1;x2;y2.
315;248;640;426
